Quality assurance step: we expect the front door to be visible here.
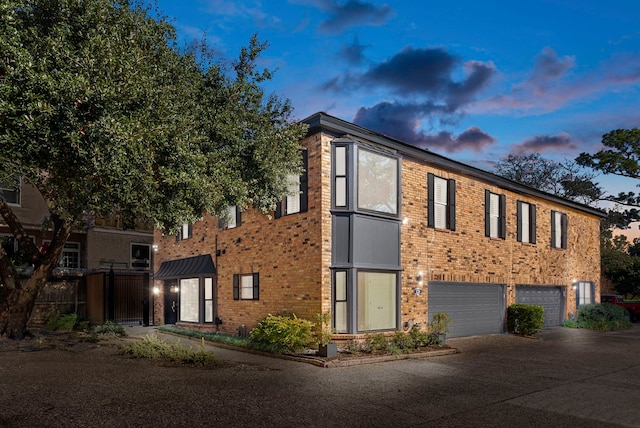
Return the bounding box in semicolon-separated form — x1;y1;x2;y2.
163;280;179;324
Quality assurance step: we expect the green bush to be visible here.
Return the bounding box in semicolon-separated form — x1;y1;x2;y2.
408;327;439;347
249;314;313;354
95;321;126;337
49;313;78;331
576;303;632;331
159;325;250;348
364;332;388;352
507;304;544;336
121;334;215;366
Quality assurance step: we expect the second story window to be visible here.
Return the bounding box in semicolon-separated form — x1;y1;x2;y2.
485;190;506;239
275;150;308;218
427;173;456;231
551;210;568;249
517;201;537;244
219;206;241;230
0;177;21;206
131;243;151;270
177;223;192;241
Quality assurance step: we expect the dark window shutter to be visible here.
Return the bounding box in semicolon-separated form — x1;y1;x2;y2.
551;211;556;247
187;223;193;238
274;201;282;219
448;179;456;231
300;150;308;213
484;190;491;237
516;201;523;242
427;173;435;228
218;216;225;230
236;207;242;227
561;213;568;249
530;204;537;244
499;194;506;239
252;273;260;300
233;274;239;300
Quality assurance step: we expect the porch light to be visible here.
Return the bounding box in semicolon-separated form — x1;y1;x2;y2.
417;271;423;285
402;217;409;225
153;286;160;295
152;244;159;252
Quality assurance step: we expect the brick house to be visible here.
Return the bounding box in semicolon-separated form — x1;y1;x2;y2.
0;181;154;325
153;112;603;338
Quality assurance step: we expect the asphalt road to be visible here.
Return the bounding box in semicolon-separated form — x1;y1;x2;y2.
1;325;639;427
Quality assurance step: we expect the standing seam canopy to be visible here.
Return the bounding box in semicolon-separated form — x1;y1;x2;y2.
155;254;216;279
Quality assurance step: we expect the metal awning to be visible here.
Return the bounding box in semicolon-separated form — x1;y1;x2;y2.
155;254;216;279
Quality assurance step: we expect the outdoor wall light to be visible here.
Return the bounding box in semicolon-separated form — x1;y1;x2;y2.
416;271;423;285
152;244;159;252
170;285;179;293
402;217;409;225
413;287;423;296
152;286;160;295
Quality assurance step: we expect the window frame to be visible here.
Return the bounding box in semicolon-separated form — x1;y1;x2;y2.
218;206;241;230
485;190;506;239
356;270;398;333
517;201;537;244
179;277;200;323
0;177;21;206
176;223;193;241
130;243;151;270
427;173;456;231
551;210;568;249
333;270;348;333
233;273;260;301
276;150;308;218
355;147;399;216
576;281;594;308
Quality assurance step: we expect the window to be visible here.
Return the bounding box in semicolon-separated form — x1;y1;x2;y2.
177;223;192;241
0;177;21;205
357;271;397;331
517;201;537;244
334;145;347;208
334;271;348;333
179;278;199;322
485;190;506;239
275;150;308;218
233;273;259;300
357;148;398;215
204;277;214;322
130;243;150;270
427;173;456;230
60;242;81;268
576;281;593;308
551;211;568;249
219;206;241;230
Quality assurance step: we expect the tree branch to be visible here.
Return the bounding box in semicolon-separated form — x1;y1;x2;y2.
0;199;40;265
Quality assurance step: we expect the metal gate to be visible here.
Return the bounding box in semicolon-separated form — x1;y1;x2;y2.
86;272;149;326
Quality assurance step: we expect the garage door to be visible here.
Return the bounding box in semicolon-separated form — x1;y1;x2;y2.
428;282;505;338
516;285;564;327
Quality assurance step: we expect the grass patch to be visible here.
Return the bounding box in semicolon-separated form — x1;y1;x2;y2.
159;325;250;348
120;334;216;366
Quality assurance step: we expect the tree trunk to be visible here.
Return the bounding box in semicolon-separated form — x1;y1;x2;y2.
1;267;52;339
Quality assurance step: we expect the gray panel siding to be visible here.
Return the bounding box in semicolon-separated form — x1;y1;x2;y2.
516;285;564;327
351;215;400;268
331;215;351;265
428;282;505;338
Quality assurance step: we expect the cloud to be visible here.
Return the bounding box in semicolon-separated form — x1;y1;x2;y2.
353;102;495;153
199;0;280;27
510;133;577;155
339;35;369;65
303;0;394;33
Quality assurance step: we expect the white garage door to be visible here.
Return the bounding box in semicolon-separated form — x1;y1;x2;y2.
428;282;505;338
516;285;564;328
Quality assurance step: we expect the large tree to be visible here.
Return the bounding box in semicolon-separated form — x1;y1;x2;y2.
577;128;640;229
0;0;306;339
493;153;602;204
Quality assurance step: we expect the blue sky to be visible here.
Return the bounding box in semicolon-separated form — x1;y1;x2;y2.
149;0;640;198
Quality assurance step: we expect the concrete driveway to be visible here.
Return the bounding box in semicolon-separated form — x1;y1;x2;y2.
2;325;640;427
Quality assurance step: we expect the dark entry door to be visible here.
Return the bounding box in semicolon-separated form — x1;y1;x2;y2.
164;281;179;324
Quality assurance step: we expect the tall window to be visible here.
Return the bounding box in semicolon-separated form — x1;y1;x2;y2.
177;223;192;241
428;173;456;230
233;273;260;300
0;177;21;205
517;201;537;244
219;206;241;230
485;190;506;239
334;145;347;208
334;271;348;333
276;151;308;217
61;242;81;268
204;277;214;322
357;148;398;215
576;281;593;308
357;271;397;331
551;211;568;249
179;278;199;322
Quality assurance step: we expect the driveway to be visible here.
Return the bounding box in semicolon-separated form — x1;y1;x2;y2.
1;325;639;427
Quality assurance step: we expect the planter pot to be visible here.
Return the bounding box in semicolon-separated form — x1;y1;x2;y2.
318;343;338;358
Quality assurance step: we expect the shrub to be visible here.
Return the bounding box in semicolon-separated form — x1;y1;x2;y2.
120;334;215;366
249;314;313;354
408;327;439;347
364;332;388;353
507;304;544;336
576;303;632;331
95;321;126;337
159;325;249;348
49;313;78;331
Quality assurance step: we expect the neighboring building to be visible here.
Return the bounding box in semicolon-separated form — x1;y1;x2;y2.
0;181;154;325
153;112;604;338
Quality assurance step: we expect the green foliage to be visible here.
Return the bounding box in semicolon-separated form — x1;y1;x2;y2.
408;326;439;347
601;247;640;298
120;334;216;366
94;321;126;337
507;304;544;336
314;311;333;346
576;303;632;331
365;333;388;352
428;312;452;334
249;314;313;354
48;312;78;331
158;325;249;348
